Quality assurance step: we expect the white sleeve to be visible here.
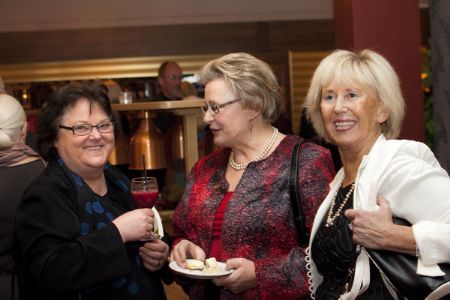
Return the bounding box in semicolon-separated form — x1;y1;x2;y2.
413;219;450;264
379;142;450;264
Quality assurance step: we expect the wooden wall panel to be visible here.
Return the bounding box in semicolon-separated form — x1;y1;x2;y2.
0;55;221;83
0;20;333;65
0;19;335;133
269;20;334;52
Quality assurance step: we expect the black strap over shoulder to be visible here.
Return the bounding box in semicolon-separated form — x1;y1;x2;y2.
289;139;309;246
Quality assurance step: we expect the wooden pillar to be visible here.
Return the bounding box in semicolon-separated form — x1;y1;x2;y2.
333;0;424;142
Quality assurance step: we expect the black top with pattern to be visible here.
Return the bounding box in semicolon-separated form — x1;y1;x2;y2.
14;159;170;300
311;184;394;300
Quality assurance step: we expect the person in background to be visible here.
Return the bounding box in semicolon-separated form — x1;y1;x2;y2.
304;49;450;299
14;82;171;300
153;61;199;133
0;77;5;94
156;61;184;101
153;61;201;207
0;94;45;300
155;60;199;100
170;52;335;299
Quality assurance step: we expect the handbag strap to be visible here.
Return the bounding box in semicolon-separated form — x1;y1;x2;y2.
289;139;309;246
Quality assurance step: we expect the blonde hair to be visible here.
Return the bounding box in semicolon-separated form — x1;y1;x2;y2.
304;49;405;139
199;52;280;123
0;94;26;148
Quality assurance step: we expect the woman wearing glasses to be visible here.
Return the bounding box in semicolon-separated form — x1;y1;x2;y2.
170;53;335;299
14;82;171;300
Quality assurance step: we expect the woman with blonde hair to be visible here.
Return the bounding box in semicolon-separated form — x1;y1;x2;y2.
170;53;335;299
0;94;45;299
304;49;450;299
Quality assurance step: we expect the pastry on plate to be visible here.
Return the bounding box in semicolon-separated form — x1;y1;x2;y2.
185;259;204;271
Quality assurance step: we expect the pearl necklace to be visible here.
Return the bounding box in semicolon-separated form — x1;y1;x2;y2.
325;182;355;227
229;127;279;171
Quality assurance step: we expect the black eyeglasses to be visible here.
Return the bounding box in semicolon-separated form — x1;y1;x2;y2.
59;121;114;136
202;99;240;115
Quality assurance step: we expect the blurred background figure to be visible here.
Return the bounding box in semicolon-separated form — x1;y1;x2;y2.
153;61;199;133
0;94;45;300
155;60;199;101
0;77;6;94
101;79;123;104
152;61;200;208
156;61;184;101
14;82;171;300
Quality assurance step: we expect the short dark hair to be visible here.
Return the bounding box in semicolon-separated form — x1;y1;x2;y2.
36;82;114;161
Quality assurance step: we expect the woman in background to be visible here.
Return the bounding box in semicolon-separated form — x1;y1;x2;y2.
0;94;45;300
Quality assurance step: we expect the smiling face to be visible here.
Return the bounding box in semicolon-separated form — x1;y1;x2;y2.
54;98;115;177
320;81;389;154
203;78;256;148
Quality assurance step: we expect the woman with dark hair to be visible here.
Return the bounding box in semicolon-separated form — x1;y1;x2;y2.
14;82;171;300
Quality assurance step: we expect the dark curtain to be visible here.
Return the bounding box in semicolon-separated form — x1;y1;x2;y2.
430;0;450;172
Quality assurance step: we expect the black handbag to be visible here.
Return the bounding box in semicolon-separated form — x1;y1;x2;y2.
289;140;309;247
366;217;450;300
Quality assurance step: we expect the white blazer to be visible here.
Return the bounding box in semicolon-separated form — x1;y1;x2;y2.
309;134;450;299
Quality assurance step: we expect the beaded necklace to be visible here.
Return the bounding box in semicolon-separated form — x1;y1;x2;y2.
228;127;278;171
325;183;355;227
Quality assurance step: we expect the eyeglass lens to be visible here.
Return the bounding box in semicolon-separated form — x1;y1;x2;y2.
202;99;239;115
74;122;113;135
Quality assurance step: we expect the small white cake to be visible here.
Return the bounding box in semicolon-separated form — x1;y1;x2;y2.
185;259;204;270
205;257;218;269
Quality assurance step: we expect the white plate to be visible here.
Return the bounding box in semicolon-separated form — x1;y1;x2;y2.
169;259;233;279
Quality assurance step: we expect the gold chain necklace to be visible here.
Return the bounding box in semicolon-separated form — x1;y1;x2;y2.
325;183;355;227
229;127;278;171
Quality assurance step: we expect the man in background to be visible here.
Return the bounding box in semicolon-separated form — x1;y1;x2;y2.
0;77;6;94
153;61;199;132
153;62;200;208
155;61;184;100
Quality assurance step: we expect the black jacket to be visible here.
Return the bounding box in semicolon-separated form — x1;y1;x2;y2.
14;161;171;300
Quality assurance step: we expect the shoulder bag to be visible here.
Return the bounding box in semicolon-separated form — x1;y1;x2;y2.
366;217;450;300
289;139;309;247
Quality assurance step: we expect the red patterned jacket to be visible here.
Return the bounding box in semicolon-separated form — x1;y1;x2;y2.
172;135;335;299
